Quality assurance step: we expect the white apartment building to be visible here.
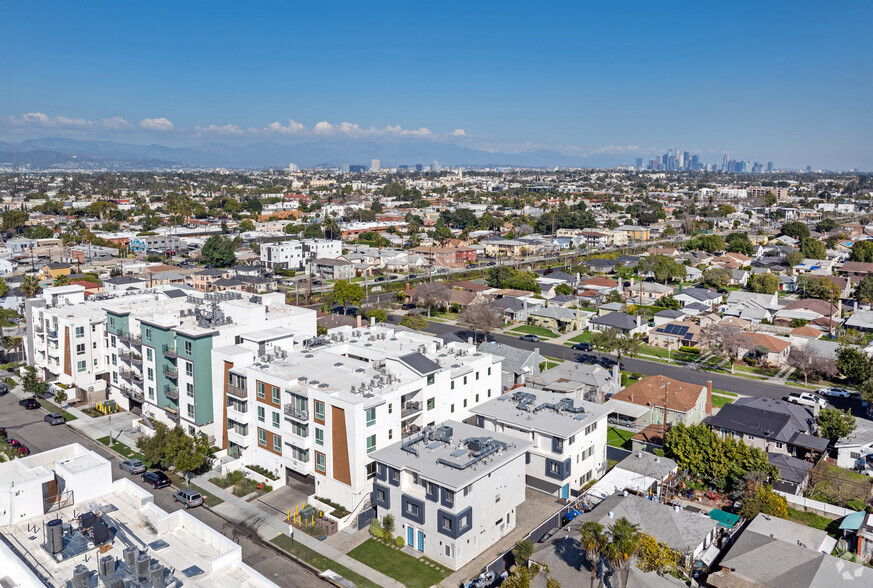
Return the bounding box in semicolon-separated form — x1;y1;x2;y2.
213;324;503;513
471;387;612;499
25;285;109;400
369;421;530;570
260;239;342;271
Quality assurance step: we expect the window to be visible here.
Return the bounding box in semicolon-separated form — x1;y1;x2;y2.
450;404;455;413
258;429;266;446
776;442;784;449
75;326;84;338
147;367;154;380
112;372;118;383
488;388;492;398
476;371;479;380
463;485;472;497
366;408;376;427
146;348;152;361
488;367;491;376
257;406;265;422
272;386;280;404
442;518;453;532
366;462;377;479
451;381;455;390
272;412;280;428
549;462;560;474
315;428;324;446
463;376;467;385
585;422;597;435
273;435;281;452
405;501;420;517
110;335;116;346
186;383;193;398
76;343;85;354
111;354;117;366
314;401;325;421
463;399;467;408
389;429;393;440
184;341;192;355
187;405;194;418
851;451;861;459
315;452;326;473
144;328;152;339
427;398;435;410
148;386;154;399
257;382;265;399
77;360;86;372
475;394;479;403
388;403;392;414
185;362;193;376
444;489;454;505
427;374;435;385
367;434;376;454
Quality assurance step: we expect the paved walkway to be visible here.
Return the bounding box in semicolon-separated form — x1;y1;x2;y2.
191;475;405;588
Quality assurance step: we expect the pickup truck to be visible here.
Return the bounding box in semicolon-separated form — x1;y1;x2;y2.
784;392;828;408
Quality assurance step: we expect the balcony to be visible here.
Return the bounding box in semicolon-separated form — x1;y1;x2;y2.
47;330;58;339
121;387;144;402
118;331;142;345
401;401;423;419
164;384;179;400
119;350;143;365
284;405;309;421
162;344;178;359
227;383;247;399
163;366;178;379
33;324;44;333
402;424;422;439
165;407;180;422
120;369;143;383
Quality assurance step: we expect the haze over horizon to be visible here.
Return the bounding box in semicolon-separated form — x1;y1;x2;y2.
2;1;871;170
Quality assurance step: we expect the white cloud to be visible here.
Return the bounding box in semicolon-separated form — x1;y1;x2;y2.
0;112;135;132
139;117;174;131
265;119;306;135
591;145;641;154
450;128;466;137
195;123;244;136
100;116;133;130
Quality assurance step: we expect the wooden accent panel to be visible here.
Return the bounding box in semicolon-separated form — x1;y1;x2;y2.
258;427;283;456
256;379;281;409
222;360;233;451
331;405;351;485
63;327;71;376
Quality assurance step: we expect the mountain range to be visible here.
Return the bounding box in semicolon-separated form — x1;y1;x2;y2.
0;137;628;170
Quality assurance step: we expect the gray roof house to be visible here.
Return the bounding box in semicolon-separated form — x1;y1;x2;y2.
530;361;620;402
590;311;647;335
477;341;543;390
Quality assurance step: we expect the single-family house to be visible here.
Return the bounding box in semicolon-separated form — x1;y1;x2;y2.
627;280;674;304
527;306;587;333
610;375;712;427
589;311;647;336
530;361;620;402
478;342;543;390
673;287;722;309
737;332;792;366
649;320;703;349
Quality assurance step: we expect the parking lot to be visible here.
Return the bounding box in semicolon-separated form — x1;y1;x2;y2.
0;391;329;588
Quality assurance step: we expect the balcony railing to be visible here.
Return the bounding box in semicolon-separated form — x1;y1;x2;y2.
121;387;144;402
401;401;422;419
162;344;178;358
163;366;178;379
119;351;143;364
33;324;44;333
402;424;422;439
47;330;58;339
165;407;180;422
227;383;247;399
284;405;309;421
118;331;142;344
120;369;143;383
164;384;179;400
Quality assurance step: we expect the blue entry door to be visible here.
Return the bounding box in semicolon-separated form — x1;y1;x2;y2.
561;484;569;500
417;530;424;552
407;526;414;547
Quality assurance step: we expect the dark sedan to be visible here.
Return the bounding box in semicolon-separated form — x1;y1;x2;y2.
142;471;171;489
571;342;593;351
19;398;40;410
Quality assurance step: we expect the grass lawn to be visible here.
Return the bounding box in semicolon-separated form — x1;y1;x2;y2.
36;398;77;422
510;325;559;339
711;395;734;409
607;427;635;450
96;436;143;460
569;332;596;343
606;458;619;472
430;311;461;321
639;345;671;359
712;389;737;398
807;463;873;509
271;535;382;588
734;364;779;377
784;507;841;538
189;483;224;507
348;539;450;588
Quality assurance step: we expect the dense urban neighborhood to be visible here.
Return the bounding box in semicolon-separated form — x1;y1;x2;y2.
3;166;873;588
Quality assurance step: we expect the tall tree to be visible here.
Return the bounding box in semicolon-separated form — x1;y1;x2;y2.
579;521;607;588
332;280;364;308
850;241;873;263
800;237;826;260
21;275;42;298
201;235;236;267
412;282;451;318
780;221;811;240
604;518;641;588
816;407;856;442
460;303;502;342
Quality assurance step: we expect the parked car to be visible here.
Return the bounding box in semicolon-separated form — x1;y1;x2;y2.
19;397;39;410
572;342;593;351
120;459;147;475
822;387;852;399
15;445;30;457
173;489;204;509
519;334;540;342
561;508;583;526
0;383;9;396
401;303;415;310
142;471;171;489
784;392;828;408
375;276;386;282
44;413;64;425
7;438;21;447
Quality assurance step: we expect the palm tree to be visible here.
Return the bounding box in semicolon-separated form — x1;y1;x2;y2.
512;539;534;567
579;521;607;588
604;517;641;588
53;274;70;287
21;275;41;298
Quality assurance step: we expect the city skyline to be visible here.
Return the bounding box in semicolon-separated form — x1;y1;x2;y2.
1;1;871;170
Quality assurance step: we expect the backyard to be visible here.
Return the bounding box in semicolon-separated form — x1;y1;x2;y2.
607;426;635;450
348;539;451;588
806;463;873;511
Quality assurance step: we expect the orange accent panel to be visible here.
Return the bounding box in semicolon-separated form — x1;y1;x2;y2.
63;327;71;376
331;405;351;485
258;427;283;456
256;380;281;409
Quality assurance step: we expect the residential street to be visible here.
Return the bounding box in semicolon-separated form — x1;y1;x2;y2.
0;391;330;588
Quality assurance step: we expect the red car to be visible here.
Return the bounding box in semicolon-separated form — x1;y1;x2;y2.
16;445;30;457
7;438;21;447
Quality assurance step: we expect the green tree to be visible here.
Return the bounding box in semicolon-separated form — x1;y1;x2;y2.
580;521;607;588
0;278;8;299
54;388;68;406
381;514;395;539
748;273;779;294
797;275;841;301
725;233;754;256
21;275;42;298
2;210;29;232
701;267;732;289
836;345;872;385
634;534;680;576
201;235;236;267
816;407;856;441
685;234;725;254
555;283;574;296
303;224;324;239
604;517;640;586
238;219;256;232
636;255;686;283
850;241;873;263
738;477;788;520
816;218;839;233
400;312;428;330
332;280;364;308
22;364;49;397
780;221;811;240
512;539;534;566
53;274;70;287
136;422;170;467
800;237;826;259
323;217;341;240
856;276;873;303
605;290;624;304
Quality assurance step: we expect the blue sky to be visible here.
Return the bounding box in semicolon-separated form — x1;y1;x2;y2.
2;1;871;169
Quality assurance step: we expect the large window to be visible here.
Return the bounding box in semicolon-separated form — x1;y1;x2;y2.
315;428;324;446
272;411;280;428
315;452;326;473
187;405;194;418
258;429;266;446
272;386;280;404
184;340;192;355
366;407;376;427
77;360;86;372
186;383;194;398
273;435;281;452
257;406;265;422
75;326;84;338
314;400;325;421
257;382;265;399
366;435;376;454
185;362;193;376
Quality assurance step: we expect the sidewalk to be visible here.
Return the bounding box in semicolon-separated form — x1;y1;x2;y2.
190;475;405;588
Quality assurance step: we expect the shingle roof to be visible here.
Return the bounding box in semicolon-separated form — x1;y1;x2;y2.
590;311;638;330
397;352;441;375
611;375;705;413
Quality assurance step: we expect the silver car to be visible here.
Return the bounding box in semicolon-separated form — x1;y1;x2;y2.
173;489;204;509
119;459;147;475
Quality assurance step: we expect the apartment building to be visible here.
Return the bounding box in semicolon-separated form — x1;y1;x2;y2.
369;421;530;570
104;289;315;438
471;387;611;499
260;239;342;271
213;325;503;513
25;285;109;402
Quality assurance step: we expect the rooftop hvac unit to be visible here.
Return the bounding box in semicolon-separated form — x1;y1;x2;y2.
150;563;166;588
98;555;116;577
123;546;137;566
136;552;150;579
46;518;64;554
72;565;90;588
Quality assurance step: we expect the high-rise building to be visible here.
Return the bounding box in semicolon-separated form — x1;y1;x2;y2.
767;161;774;172
288;163;299;172
431;160;440;172
415;164;423;172
370;159;380;172
635;158;643;169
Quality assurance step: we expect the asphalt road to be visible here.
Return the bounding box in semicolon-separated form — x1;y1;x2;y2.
390;316;868;416
0;392;329;588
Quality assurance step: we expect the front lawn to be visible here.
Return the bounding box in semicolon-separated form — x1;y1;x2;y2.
96;436;143;460
511;325;559;339
711;395;734;409
733;363;779;377
271;535;381;588
569;332;596;343
607;427;635;450
348;539;450;588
